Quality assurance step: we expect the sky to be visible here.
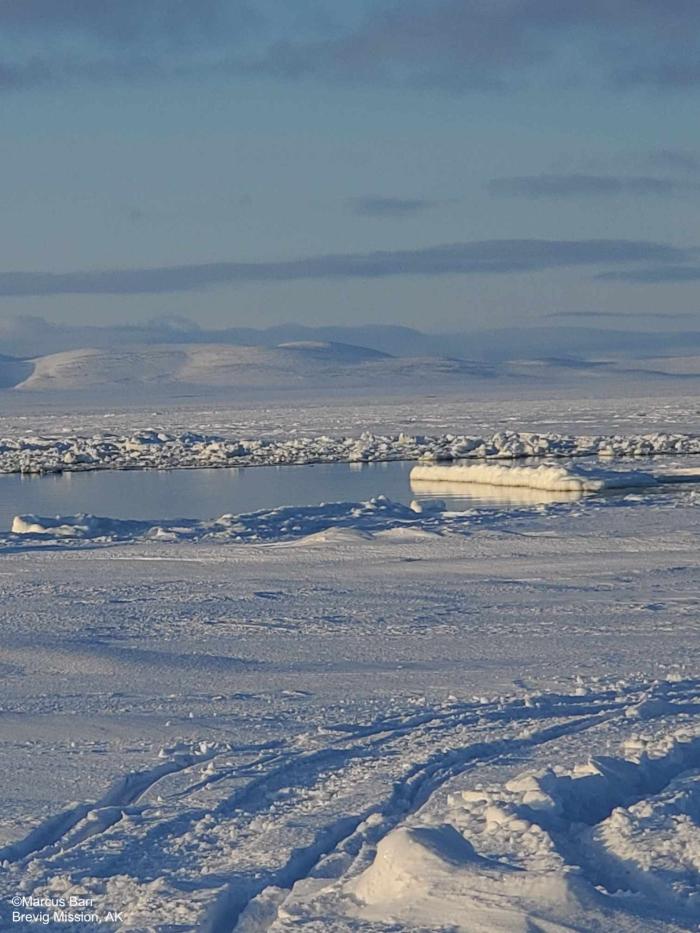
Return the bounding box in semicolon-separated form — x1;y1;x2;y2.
1;0;700;337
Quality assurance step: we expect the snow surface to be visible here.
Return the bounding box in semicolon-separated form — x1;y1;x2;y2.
343;718;700;933
1;398;700;931
2;392;700;440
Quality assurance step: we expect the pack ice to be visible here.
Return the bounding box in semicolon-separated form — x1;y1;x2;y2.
2;427;700;474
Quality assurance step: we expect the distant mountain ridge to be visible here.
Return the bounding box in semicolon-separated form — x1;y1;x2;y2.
3;315;700;362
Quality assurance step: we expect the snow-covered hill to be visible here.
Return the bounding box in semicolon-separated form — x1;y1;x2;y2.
15;341;383;391
4;339;700;401
12;341;498;392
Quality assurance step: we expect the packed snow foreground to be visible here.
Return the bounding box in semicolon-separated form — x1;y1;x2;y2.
3;427;700;474
1;441;700;930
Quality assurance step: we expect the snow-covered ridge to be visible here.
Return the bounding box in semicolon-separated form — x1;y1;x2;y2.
2;427;700;475
7;497;438;545
410;462;660;492
8;488;597;547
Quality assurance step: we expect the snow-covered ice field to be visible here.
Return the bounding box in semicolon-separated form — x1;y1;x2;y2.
1;395;699;931
2;392;700;443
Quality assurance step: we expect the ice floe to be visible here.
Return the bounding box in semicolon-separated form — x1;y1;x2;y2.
410;462;660;493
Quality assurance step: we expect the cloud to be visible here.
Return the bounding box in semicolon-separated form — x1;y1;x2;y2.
348;196;439;217
614;61;700;90
488;174;697;199
0;0;253;46
545;310;631;319
647;149;700;174
1;1;700;93
597;266;700;283
0;239;688;297
240;1;700;92
0;0;264;90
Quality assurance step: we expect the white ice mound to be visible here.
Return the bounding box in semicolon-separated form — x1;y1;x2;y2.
353;824;505;904
351;822;587;932
10;514;114;537
410;462;659;493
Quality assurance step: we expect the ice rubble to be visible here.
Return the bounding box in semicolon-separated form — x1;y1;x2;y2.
2;427;700;474
410;462;660;492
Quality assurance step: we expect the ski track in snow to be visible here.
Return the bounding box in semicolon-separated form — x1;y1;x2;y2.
4;678;699;931
206;679;700;932
0;742;223;865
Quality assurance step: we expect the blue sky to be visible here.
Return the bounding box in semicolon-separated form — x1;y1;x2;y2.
1;1;700;334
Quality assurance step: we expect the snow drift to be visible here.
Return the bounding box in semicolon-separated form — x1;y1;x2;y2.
351;822;591;932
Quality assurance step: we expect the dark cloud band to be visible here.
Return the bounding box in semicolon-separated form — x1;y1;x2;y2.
0;239;688;297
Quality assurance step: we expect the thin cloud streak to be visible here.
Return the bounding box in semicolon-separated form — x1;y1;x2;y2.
238;1;700;92
488;174;697;199
348;196;439;217
0;239;689;297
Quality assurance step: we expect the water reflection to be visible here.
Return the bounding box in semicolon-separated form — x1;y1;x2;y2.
410;478;584;507
0;461;416;531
